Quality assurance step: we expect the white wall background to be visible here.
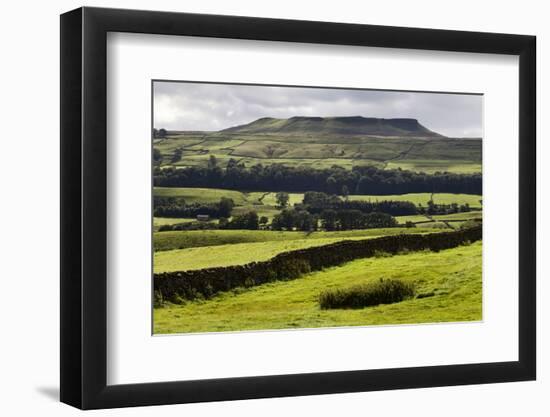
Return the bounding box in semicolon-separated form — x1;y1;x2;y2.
0;0;545;415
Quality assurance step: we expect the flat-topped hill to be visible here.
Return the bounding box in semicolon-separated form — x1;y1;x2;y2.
222;116;444;137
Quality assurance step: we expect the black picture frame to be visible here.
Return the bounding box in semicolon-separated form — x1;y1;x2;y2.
60;6;536;410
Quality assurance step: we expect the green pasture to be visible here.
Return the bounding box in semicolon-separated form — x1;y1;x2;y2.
431;211;483;222
153;217;195;227
154;132;481;174
154;229;439;272
347;193;482;208
385;159;482;174
154;241;482;333
154;187;249;205
394;214;431;224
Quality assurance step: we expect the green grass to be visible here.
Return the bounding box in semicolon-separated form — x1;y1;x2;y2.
155;132;481;174
347;193;482;208
253;192;305;207
394;214;431;224
154;229;440;272
431;211;483;222
153;217;195;227
153;227;436;252
154;228;447;272
154;187;249;205
385;159;482;174
155;238;346;272
418;221;450;229
153;241;482;333
231;205;281;221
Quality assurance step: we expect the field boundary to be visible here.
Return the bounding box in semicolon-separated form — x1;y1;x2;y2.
154;226;482;303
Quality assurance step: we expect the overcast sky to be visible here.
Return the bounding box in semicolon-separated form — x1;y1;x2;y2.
153;81;483;138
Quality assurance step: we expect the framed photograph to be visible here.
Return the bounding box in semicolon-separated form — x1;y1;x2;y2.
60;6;536;409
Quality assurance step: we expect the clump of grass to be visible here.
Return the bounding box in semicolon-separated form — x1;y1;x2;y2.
153;290;164;308
416;291;435;299
319;278;415;309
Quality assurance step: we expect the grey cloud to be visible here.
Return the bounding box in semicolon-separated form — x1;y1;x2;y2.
153;81;482;137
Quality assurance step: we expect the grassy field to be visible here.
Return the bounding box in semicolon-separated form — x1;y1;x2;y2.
385;159;482;174
432;211;483;222
255;192;305;207
153;227;437;252
394;211;481;229
153;217;196;227
347;193;482;208
394;214;431;224
154;241;482;333
154;228;439;272
154;187;250;205
154;132;481;174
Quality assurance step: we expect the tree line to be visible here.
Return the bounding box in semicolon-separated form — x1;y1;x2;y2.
271;208;397;231
153;196;234;218
153;157;482;195
300;191;418;215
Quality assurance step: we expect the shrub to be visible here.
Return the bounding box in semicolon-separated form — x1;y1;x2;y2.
319;278;415;309
459;220;480;230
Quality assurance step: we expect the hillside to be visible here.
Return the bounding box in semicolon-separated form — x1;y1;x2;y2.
222;116;444;137
154;116;481;174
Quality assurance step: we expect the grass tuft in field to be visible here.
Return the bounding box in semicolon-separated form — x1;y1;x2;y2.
319;278;415;309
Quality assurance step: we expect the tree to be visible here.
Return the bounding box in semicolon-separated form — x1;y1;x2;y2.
226;211;259;230
171;148;183;163
326;176;338;194
320;209;338;231
259;216;269;227
341;185;350;200
275;192;290;208
337;209;364;230
218;197;235;218
364;212;397;229
158;128;167;138
208;154;218;169
153;148;163;165
153;162;482;196
295;211;317;231
271;209;296;230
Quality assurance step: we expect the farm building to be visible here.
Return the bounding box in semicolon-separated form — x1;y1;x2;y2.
196;214;210;222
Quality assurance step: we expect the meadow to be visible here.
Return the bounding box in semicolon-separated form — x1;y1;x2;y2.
154;241;482;333
154;227;438;272
154;131;481;174
153;227;437;252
